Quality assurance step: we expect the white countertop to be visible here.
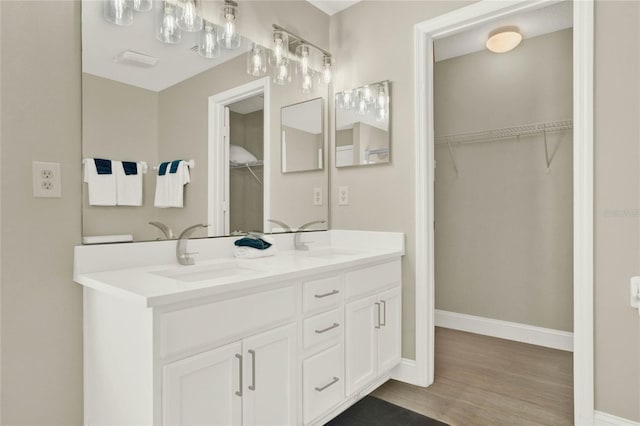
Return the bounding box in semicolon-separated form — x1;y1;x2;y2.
74;230;405;307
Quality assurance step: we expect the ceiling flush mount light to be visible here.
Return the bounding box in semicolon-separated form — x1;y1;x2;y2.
486;27;522;53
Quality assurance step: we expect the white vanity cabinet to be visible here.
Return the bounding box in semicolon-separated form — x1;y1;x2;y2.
162;323;296;426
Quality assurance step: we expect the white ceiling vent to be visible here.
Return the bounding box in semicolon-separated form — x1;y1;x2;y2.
113;50;159;68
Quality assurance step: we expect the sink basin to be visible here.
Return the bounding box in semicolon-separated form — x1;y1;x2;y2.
296;248;361;260
152;261;262;283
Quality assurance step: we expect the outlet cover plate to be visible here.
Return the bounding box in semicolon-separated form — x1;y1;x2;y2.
313;187;323;206
33;161;61;198
338;186;349;206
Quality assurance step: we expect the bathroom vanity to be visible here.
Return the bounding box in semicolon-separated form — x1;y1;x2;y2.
74;230;403;426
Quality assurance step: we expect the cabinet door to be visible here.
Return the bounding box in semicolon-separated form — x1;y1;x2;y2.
345;294;378;396
162;341;242;426
378;286;402;373
242;323;297;426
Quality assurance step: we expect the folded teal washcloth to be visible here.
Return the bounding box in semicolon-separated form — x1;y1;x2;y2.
234;237;272;250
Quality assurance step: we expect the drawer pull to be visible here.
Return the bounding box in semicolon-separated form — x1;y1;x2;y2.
375;302;381;329
248;349;256;391
315;377;340;392
315;322;340;334
380;300;387;326
314;289;339;299
235;354;243;397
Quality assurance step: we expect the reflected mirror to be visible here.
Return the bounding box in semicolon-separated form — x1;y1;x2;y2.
335;80;391;167
281;98;324;173
81;0;329;242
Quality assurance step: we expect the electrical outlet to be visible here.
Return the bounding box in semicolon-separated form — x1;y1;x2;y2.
338;186;349;206
313;187;323;206
33;161;61;198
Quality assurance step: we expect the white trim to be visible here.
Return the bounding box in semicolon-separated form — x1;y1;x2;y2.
413;1;594;425
208;78;271;236
390;358;419;386
594;411;640;426
435;310;573;352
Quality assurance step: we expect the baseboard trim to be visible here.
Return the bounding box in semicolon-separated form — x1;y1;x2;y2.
435;310;573;352
595;410;640;426
391;358;420;385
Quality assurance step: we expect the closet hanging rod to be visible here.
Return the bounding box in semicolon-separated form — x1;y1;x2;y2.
435;119;573;146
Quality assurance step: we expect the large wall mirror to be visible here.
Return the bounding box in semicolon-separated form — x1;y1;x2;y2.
335;80;391;167
281;98;324;173
81;0;329;242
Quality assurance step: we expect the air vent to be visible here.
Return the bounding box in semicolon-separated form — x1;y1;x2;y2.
113;50;159;68
190;45;199;52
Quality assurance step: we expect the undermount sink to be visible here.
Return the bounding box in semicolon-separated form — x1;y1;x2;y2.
152;261;262;282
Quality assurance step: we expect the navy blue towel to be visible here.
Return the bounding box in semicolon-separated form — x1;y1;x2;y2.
234;237;272;250
122;161;138;176
158;160;183;176
94;158;112;175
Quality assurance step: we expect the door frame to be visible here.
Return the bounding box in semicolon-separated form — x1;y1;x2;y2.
208;77;271;236
413;1;594;424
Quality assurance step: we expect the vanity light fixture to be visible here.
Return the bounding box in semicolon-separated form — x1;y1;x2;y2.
103;0;134;26
486;27;522;53
177;0;203;32
247;43;268;77
197;21;220;59
156;1;182;44
221;0;241;50
133;0;152;12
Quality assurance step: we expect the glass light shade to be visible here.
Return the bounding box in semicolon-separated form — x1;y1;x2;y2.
301;72;314;93
198;22;220;59
321;56;333;85
356;97;369;115
339;89;355;109
270;30;289;65
247;43;267;77
156;2;182;44
220;1;241;49
486;28;522;53
273;58;292;85
177;0;202;32
361;85;375;105
133;0;152;12
104;0;133;26
295;44;311;76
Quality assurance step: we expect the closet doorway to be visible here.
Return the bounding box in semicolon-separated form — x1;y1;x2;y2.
412;0;594;424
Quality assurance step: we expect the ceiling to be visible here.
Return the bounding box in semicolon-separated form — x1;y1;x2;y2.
82;0;249;92
228;95;264;115
306;0;361;16
434;1;573;62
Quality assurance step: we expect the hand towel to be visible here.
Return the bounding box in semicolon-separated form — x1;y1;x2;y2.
233;245;277;259
83;158;116;206
115;161;143;206
234;237;272;250
154;160;190;208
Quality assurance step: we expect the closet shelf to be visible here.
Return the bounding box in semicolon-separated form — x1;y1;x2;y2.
435;119;573;146
230;160;263;185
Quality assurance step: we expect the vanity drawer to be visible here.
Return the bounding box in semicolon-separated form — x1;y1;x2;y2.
159;286;295;358
345;260;401;300
302;275;343;313
303;344;344;424
303;308;343;350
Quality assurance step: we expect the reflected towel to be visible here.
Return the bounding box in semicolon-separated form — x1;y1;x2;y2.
83;158;116;206
115;161;143;206
154;160;190;208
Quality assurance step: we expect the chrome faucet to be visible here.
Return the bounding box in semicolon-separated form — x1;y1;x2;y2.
294;220;327;251
176;224;208;265
267;219;292;233
149;221;174;240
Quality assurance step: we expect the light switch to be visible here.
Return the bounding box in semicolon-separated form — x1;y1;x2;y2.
313;187;323;206
338;186;349;206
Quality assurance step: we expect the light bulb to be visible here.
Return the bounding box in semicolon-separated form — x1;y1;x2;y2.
178;0;202;32
132;0;151;12
357;98;369;115
156;2;182;44
198;22;220;59
220;1;240;49
104;0;133;26
302;73;313;93
377;84;387;109
247;43;267;76
273;58;291;85
341;89;353;109
362;85;374;104
321;56;332;85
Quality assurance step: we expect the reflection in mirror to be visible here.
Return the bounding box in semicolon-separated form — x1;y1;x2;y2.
81;0;329;243
335;80;390;167
281;98;324;173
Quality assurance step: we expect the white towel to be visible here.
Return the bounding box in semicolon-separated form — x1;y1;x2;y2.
233;245;277;259
83;158;116;206
115;161;143;206
154;160;190;208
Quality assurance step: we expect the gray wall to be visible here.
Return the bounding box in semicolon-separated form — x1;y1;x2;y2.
433;30;573;332
82;74;161;241
331;0;640;422
1;1;83;424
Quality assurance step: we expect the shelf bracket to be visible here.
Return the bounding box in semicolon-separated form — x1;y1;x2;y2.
245;164;263;185
446;140;461;178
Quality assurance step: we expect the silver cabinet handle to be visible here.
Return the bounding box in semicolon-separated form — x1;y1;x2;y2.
235;354;243;397
374;302;381;329
248;349;256;391
314;289;339;299
315;322;340;334
315;377;339;392
380;300;387;327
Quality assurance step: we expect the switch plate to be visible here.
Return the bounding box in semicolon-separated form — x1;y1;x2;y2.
33;161;62;198
313;187;323;206
338;186;349;205
631;277;640;309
